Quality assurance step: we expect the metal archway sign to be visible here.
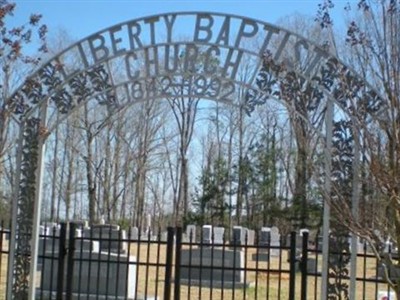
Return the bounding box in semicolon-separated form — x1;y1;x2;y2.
5;12;385;300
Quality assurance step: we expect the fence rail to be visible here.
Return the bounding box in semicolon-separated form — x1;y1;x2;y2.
0;222;395;299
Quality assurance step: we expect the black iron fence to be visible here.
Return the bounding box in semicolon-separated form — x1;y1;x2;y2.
0;222;396;299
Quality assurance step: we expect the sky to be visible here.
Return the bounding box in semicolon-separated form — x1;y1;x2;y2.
12;0;348;44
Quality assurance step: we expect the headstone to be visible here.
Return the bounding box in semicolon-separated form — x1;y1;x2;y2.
130;226;139;240
40;250;136;298
202;225;212;244
305;258;319;274
39;225;46;236
88;224;127;254
38;237;60;255
294;229;309;254
348;234;364;253
270;226;280;257
259;227;271;247
71;220;86;229
300;228;309;236
41;222;59;236
180;248;252;288
213;227;225;245
252;228;270;261
146;213;152;235
384;239;393;253
84;220;90;229
161;231;168;242
246;230;255;246
232;226;246;246
377;263;400;281
299;229;309;247
75;228;83;238
43;222;58;229
75;240;100;253
186;225;196;243
358;238;365;253
374;229;385;243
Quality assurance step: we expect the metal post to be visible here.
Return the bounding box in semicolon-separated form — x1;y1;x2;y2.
301;231;309;300
289;231;297;300
321;98;333;299
6;122;25;300
29;101;48;300
164;227;174;300
66;223;76;300
56;223;67;300
174;227;182;300
349;132;360;299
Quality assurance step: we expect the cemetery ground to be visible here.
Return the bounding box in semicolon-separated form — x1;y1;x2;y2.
126;243;392;299
0;238;393;299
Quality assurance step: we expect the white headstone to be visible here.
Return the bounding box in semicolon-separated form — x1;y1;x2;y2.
246;229;255;246
39;225;46;236
300;228;309;236
147;214;152;229
377;290;396;300
202;225;212;244
75;228;83;238
161;231;168;242
384;239;393;253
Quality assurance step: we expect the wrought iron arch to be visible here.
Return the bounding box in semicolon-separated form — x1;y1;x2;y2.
6;12;385;299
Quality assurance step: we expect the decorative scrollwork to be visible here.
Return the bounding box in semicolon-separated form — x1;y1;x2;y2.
326;120;354;300
87;64;117;108
38;62;64;94
11;117;40;299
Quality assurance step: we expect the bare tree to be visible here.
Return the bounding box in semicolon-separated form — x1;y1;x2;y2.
316;0;400;297
0;1;47;219
167;82;200;224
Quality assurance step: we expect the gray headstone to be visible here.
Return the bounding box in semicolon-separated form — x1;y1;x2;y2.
270;226;280;257
297;228;309;249
38;237;59;255
180;248;251;288
259;227;271;247
76;240;100;253
232;226;246;246
213;227;225;245
186;225;196;243
40;251;136;298
130;226;139;240
88;225;127;254
377;263;400;281
161;231;168;242
202;225;212;244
